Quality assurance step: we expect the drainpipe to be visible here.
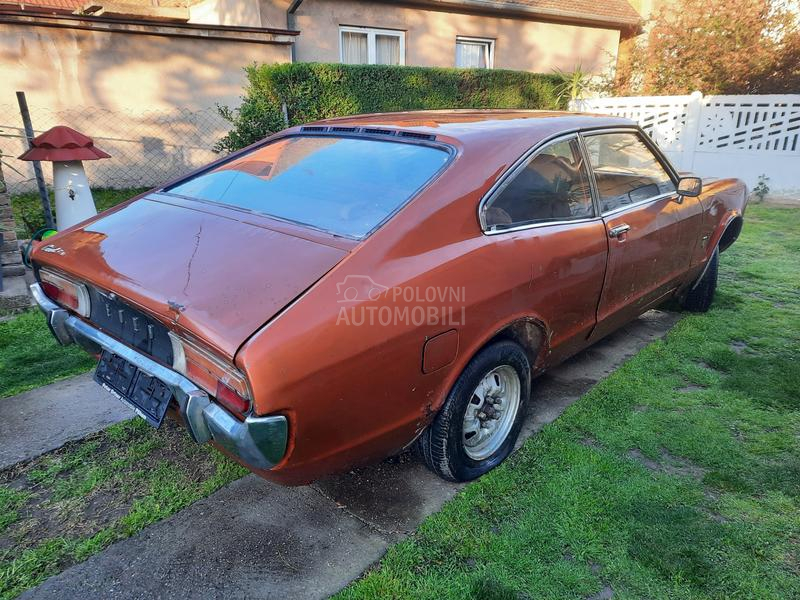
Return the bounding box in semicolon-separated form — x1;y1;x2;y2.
287;0;304;62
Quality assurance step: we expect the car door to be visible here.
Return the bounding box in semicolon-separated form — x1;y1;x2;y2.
481;134;608;365
583;129;694;342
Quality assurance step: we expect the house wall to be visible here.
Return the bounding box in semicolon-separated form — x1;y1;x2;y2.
0;22;290;113
0;20;291;192
189;0;292;28
290;0;621;74
189;0;264;27
259;0;291;29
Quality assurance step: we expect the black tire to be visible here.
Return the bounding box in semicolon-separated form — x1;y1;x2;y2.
418;340;531;482
681;247;719;312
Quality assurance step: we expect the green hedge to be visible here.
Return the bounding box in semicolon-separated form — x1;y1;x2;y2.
216;63;565;152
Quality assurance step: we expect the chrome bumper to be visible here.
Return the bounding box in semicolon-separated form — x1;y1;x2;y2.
30;282;287;470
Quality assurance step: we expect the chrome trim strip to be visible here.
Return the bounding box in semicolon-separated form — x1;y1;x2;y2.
483;216;599;236
30;283;288;470
599;191;678;218
577;133;602;218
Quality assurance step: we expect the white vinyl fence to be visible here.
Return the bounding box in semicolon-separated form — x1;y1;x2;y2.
572;92;800;197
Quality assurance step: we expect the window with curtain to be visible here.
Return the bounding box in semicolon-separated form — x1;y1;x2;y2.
341;31;368;64
455;37;494;69
339;26;405;65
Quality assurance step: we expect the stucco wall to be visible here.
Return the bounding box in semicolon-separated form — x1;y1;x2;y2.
190;0;264;27
291;0;621;73
0;22;290;113
259;0;291;29
0;20;291;192
189;0;292;28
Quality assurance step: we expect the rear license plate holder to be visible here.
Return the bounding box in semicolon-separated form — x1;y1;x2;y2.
94;350;172;428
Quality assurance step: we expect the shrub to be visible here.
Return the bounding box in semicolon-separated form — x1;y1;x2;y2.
613;0;800;95
216;63;565;152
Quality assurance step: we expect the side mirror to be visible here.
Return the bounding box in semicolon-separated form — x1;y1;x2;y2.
677;176;702;198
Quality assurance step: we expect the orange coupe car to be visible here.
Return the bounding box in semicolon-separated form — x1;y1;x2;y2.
31;111;747;485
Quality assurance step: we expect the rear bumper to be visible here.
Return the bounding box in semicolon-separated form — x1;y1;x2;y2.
30;282;287;471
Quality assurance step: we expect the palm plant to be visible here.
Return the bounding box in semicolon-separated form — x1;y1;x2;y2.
553;64;594;105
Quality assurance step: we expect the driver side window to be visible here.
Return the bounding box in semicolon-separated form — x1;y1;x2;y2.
583;131;676;214
484;137;594;231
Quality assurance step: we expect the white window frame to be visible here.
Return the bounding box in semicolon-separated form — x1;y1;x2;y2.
339;25;406;66
455;36;495;69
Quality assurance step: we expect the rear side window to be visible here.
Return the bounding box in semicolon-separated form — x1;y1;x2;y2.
484;137;594;231
583;131;676;213
166;136;450;238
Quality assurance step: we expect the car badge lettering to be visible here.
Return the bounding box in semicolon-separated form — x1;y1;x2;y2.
41;244;66;256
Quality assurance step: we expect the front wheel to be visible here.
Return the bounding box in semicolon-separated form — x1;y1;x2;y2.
680;247;719;312
418;340;530;482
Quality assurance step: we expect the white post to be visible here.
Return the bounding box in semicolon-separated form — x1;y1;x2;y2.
680;90;704;173
52;161;98;229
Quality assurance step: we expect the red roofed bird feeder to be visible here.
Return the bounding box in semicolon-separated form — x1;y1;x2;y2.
19;126;110;230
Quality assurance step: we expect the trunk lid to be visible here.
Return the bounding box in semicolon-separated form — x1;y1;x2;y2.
32;195;352;357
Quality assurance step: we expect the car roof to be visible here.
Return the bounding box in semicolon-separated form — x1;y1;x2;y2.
312;110;635;148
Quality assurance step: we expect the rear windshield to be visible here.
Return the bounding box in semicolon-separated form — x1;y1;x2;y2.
166;136;450;238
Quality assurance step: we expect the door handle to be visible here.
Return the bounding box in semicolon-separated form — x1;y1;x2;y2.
608;224;631;238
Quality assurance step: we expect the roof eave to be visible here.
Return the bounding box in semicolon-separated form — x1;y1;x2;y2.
0;7;299;40
395;0;641;30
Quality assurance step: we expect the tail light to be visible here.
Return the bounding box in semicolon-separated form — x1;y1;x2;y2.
169;332;252;417
39;269;91;317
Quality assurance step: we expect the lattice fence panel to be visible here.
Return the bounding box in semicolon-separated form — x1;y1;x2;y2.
573;96;692;152
697;95;800;153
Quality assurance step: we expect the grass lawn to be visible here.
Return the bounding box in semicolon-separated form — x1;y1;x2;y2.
10;188;147;238
0;205;796;598
338;204;800;599
0;311;96;398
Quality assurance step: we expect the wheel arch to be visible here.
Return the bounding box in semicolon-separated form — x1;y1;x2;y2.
481;317;548;375
718;215;744;253
418;315;550;437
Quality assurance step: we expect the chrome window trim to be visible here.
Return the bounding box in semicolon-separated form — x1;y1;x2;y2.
478;132;599;235
482;215;600;236
576;133;602;218
598;191;678;218
579;127;680;217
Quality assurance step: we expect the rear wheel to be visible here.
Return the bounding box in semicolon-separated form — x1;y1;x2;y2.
419;341;530;482
680;248;719;313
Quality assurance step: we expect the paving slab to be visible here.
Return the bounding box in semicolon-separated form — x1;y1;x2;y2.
0;373;133;470
22;309;680;600
22;476;390;600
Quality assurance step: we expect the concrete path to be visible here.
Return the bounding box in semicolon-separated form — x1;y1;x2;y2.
0;373;133;470
22;309;679;600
